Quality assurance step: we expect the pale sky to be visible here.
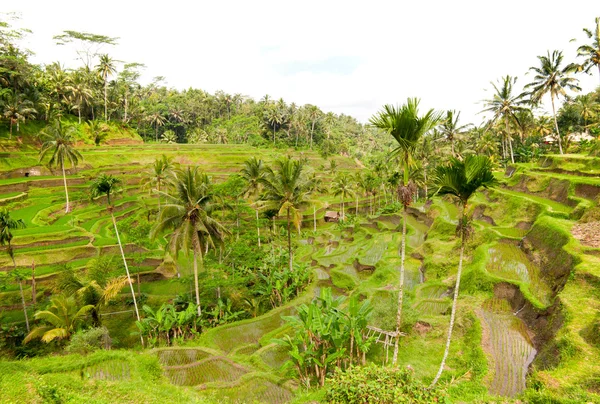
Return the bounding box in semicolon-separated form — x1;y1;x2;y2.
7;1;600;125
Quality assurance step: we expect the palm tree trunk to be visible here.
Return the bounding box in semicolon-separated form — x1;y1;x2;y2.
18;280;30;332
310;121;315;150
313;205;317;232
192;248;202;317
12;253;30;333
505;115;515;164
392;206;408;365
78;108;81;124
104;80;108;121
62;163;70;213
112;213;142;337
430;206;467;388
256;208;261;247
355;194;359;216
551;95;563;154
157;181;161;213
287;207;293;272
341;199;345;221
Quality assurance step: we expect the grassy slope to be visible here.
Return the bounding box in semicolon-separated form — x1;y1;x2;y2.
2;146;600;402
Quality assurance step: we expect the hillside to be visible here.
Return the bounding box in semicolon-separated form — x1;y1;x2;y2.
0;141;599;403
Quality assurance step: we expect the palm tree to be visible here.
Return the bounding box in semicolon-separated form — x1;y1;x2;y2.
2;92;37;138
89;174;141;329
575;17;600;84
38;121;82;213
525;50;581;154
147;111;166;142
481;76;527;163
146;154;173;213
369;98;441;366
66;73;94;124
152;167;228;316
96;54;117;121
0;208;29;332
306;105;321;149
239;157;266;247
260;157;312;272
429;155;497;388
573;94;600;134
23;295;94;344
331;173;354;220
54;268;130;326
307;172;327;231
440;110;470;157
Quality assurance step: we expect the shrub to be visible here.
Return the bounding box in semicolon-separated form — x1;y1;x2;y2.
66;327;111;354
325;365;446;403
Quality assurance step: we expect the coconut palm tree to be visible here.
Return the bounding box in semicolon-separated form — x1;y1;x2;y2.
429;155;497;388
331;173;354;220
306;105;321;149
89;174;141;329
54;268;130;326
66;73;94;124
38;120;82;213
440;110;471;157
0;208;29;332
260;157;312;272
369;98;441;366
481;76;527;163
146;111;166;142
525;51;581;154
23;294;94;344
307;172;327;231
575;17;600;84
2;92;37;138
96;54;117;121
239;157;266;247
152;167;228;316
146;154;173;213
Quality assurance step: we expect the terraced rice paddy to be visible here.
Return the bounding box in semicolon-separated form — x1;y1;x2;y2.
479;306;536;397
486;243;553;307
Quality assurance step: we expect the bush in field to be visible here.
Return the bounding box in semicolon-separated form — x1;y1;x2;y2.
325;365;447;404
66;326;111;354
275;288;373;388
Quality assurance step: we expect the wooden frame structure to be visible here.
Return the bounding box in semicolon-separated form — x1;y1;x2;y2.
364;325;406;365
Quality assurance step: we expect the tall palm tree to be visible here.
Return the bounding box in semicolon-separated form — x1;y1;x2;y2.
307;172;327;231
2;92;37;138
306;105;321;149
525;50;581;154
481;75;527;163
260;157;312;272
440;110;471;157
147;111;166;142
573;94;600;134
369;98;441;366
23;295;94;344
54;268;130;327
96;54;118;121
89;174;141;329
39;121;82;213
331;173;354;220
239;157;266;247
575;17;600;84
152;167;228;316
66;73;94;124
146;154;173;213
429;155;497;388
0;208;29;332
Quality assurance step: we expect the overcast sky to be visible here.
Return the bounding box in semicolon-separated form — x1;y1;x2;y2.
7;1;600;125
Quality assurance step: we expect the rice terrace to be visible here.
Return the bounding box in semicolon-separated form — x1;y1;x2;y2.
1;6;600;404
